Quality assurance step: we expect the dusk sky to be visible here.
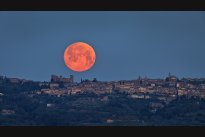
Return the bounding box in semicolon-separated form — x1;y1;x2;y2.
0;11;205;82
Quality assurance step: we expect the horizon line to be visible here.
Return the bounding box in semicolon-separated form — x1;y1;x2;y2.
1;74;205;83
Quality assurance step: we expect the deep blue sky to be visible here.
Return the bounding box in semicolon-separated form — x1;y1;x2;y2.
0;11;205;82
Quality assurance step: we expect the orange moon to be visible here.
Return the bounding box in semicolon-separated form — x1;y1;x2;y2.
64;42;96;72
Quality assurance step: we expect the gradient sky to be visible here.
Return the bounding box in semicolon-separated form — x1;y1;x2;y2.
0;11;205;82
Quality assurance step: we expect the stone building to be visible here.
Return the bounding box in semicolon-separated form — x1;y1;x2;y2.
165;73;178;87
51;75;74;83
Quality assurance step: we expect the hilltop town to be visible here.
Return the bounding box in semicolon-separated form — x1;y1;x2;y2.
1;73;205;98
1;74;205;125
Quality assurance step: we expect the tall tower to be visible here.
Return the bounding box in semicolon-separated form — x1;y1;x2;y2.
70;75;74;83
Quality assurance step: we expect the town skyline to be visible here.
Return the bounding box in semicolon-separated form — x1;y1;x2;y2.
1;70;205;102
1;72;205;84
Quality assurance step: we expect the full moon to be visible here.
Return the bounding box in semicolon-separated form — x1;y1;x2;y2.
64;42;96;72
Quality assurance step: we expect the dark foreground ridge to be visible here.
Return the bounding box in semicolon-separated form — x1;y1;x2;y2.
0;74;205;126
